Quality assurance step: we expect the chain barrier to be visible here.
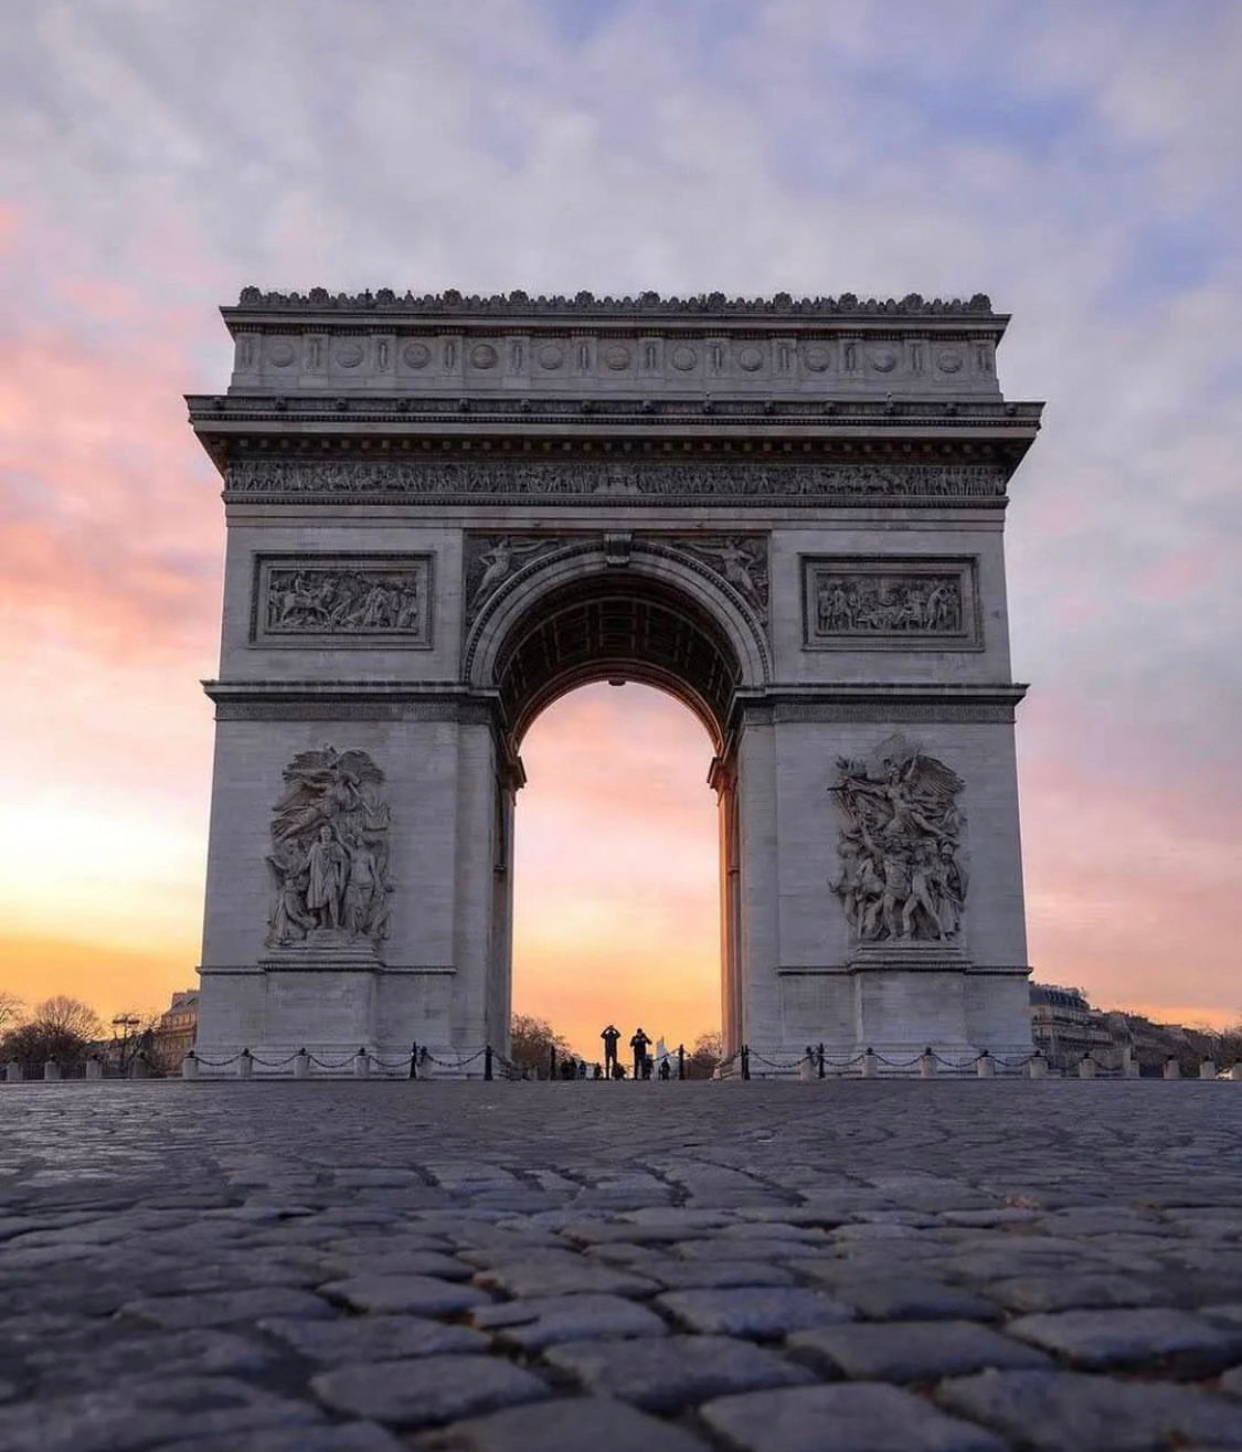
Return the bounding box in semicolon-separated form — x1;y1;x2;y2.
190;1053;246;1068
246;1052;303;1068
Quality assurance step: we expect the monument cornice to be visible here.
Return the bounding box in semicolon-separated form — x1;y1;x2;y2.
188;393;1042;431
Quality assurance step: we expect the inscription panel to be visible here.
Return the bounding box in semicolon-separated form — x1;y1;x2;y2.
802;556;980;651
252;553;433;648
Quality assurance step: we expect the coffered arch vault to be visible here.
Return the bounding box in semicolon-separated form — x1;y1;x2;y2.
466;541;770;751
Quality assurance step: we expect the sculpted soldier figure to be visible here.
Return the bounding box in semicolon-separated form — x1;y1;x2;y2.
306;824;349;931
830;737;967;945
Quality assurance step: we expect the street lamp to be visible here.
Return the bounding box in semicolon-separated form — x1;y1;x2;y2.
111;1014;141;1075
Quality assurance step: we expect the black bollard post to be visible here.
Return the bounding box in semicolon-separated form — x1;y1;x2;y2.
485;1045;494;1081
548;1046;556;1081
817;1043;826;1079
741;1045;751;1080
678;1043;685;1080
409;1041;418;1080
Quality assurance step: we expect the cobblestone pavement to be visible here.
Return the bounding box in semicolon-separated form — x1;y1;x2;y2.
2;1081;1242;1451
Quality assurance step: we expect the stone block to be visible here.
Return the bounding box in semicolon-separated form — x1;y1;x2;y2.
258;1313;487;1361
151;1424;405;1451
439;1397;714;1451
936;1370;1242;1452
309;1355;548;1426
0;1375;323;1452
789;1320;1051;1381
470;1293;667;1349
700;1382;1006;1452
1005;1308;1242;1373
545;1333;815;1410
656;1287;854;1337
121;1287;332;1329
320;1275;490;1315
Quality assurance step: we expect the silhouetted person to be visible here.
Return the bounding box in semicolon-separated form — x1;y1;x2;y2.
630;1027;652;1079
601;1023;621;1076
611;1060;626;1080
592;1062;603;1080
659;1058;671;1080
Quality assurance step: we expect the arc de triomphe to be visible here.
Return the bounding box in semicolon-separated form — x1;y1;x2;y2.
188;289;1041;1072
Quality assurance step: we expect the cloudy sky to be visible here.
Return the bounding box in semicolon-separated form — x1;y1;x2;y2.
2;0;1239;1053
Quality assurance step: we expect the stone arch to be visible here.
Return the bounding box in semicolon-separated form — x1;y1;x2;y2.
466;540;770;749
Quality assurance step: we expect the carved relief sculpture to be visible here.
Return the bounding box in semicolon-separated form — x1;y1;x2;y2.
829;736;966;944
463;535;567;623
228;459;1009;504
265;746;393;952
803;557;979;650
671;536;769;621
816;573;960;635
255;557;430;646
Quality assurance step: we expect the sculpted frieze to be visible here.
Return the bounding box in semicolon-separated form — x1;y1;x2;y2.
830;736;967;945
803;557;979;650
254;555;431;647
226;458;1007;505
265;746;393;953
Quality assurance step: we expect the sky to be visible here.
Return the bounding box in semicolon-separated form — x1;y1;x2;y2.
1;0;1240;1054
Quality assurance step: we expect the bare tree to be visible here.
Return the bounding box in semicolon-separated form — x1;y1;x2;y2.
1;996;105;1078
685;1030;723;1079
0;990;23;1035
35;996;104;1040
509;1013;574;1078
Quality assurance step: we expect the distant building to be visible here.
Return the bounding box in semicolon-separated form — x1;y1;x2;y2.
1029;984;1116;1071
1030;983;1228;1075
152;990;198;1070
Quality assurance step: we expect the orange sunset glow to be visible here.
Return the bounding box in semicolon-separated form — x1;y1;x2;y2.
2;3;1240;1046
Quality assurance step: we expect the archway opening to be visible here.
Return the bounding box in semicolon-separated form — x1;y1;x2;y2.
490;567;749;1071
512;682;721;1067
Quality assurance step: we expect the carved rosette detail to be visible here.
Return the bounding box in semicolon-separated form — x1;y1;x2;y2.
265;747;393;954
829;736;967;945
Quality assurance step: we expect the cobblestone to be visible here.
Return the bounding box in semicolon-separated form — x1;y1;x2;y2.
936;1369;1242;1450
657;1286;855;1336
788;1320;1051;1381
545;1332;816;1409
700;1382;1007;1451
1;1080;1241;1449
426;1397;714;1451
1005;1307;1242;1374
471;1291;667;1347
309;1354;548;1425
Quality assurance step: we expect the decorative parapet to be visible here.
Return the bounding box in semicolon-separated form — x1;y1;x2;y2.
221;289;1011;401
232;287;999;318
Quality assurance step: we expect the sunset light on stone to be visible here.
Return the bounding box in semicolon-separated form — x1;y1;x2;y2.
2;1;1239;1049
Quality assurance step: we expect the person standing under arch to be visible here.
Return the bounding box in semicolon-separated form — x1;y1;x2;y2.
630;1027;652;1079
600;1024;621;1077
